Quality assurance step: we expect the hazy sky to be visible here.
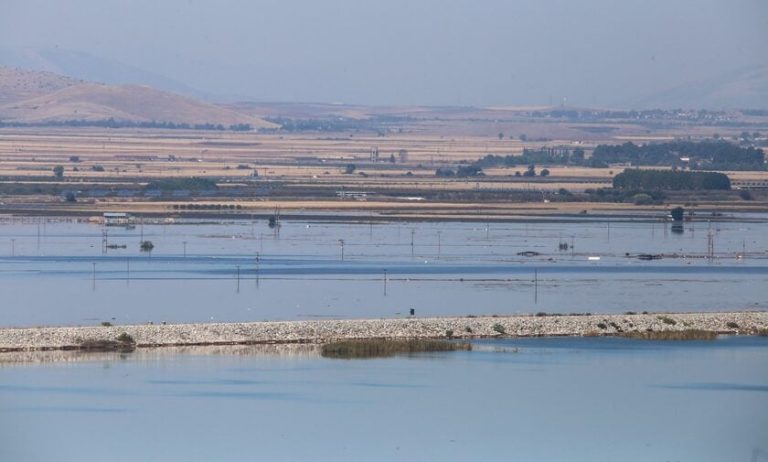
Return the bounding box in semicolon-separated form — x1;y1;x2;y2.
1;0;766;106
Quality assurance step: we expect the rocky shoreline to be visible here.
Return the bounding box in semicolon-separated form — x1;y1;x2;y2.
1;311;767;355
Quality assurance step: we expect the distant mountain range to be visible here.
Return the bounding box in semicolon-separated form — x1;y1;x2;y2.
0;48;210;100
2;47;766;111
621;65;768;110
0;66;275;128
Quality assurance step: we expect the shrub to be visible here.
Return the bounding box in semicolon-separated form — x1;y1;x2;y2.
464;326;473;333
116;332;135;344
101;321;113;327
320;339;470;359
632;193;654;205
658;315;677;325
445;330;454;339
726;321;739;329
621;330;717;341
597;322;608;330
492;323;506;334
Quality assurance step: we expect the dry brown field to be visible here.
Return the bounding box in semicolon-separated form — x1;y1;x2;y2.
1;126;767;219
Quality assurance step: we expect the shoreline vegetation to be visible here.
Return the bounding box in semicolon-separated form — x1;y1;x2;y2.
320;339;472;359
1;311;766;358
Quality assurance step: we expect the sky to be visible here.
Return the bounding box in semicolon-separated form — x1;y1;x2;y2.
1;0;766;107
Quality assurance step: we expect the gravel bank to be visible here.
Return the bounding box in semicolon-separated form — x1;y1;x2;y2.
1;311;766;354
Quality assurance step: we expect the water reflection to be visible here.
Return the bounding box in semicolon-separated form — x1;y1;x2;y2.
0;337;765;462
1;216;767;326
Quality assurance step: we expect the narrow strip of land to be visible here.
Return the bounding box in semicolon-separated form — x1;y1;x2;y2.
1;311;766;353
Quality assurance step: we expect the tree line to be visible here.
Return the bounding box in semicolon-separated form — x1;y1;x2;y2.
613;169;731;190
592;141;764;170
468;141;764;171
0;118;254;131
473;147;586;169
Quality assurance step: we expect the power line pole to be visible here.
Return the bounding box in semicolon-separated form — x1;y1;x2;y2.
383;269;388;296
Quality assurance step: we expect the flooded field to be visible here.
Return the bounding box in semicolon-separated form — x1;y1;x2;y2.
1;336;766;462
1;215;767;327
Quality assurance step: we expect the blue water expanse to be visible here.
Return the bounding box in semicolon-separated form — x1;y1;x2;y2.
1;216;768;326
1;336;766;462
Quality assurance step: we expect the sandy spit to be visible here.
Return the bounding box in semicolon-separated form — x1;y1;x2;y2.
1;311;766;355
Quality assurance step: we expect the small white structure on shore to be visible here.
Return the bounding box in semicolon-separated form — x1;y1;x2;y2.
103;212;132;226
336;191;368;199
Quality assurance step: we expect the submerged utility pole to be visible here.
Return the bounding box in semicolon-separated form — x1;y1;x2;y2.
255;252;260;288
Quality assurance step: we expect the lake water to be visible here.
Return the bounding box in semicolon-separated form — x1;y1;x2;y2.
1;336;766;462
1;215;768;326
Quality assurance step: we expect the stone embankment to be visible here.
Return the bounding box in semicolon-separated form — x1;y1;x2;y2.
1;311;766;354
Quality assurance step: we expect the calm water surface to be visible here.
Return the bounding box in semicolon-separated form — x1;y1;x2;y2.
1;216;768;326
1;336;766;462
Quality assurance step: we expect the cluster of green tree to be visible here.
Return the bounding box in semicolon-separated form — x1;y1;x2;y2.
592;141;765;170
0;119;253;131
473;147;585;168
613;169;731;190
145;177;218;191
265;117;375;132
435;166;484;177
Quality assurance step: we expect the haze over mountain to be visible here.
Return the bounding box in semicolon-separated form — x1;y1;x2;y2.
0;67;275;127
627;65;768;110
1;0;766;109
0;48;209;100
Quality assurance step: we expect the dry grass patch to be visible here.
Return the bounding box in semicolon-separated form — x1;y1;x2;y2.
621;330;717;341
321;338;471;359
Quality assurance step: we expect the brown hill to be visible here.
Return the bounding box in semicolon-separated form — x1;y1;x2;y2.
0;67;82;105
0;67;276;128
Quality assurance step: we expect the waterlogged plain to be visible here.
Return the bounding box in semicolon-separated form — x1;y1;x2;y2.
0;336;766;462
0;215;767;326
